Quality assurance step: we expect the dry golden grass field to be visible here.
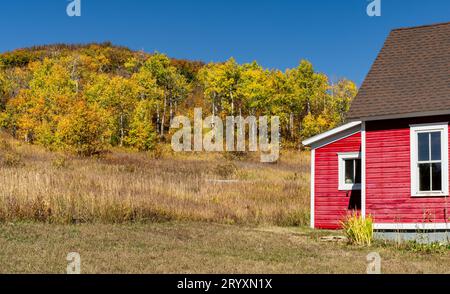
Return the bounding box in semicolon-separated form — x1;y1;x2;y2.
0;132;449;274
0;132;310;225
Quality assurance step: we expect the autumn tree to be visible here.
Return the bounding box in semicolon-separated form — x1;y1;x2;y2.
237;62;273;116
56;100;108;155
0;43;358;153
330;79;358;125
140;53;189;138
0;69;7;110
6;58;77;146
198;63;222;117
85;75;138;146
125;100;157;151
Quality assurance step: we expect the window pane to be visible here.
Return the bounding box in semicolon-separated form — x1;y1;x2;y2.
418;133;430;161
432;163;442;191
430;132;441;161
419;163;431;191
355;159;361;184
344;160;354;184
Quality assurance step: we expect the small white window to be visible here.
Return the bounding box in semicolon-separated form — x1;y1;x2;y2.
338;152;361;191
410;123;449;197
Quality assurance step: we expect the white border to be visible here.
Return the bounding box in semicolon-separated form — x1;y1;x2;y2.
310;149;315;229
338;152;361;191
410;122;449;197
361;121;366;219
374;223;450;230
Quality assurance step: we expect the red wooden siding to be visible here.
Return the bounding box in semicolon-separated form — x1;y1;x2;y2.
314;132;361;229
366;116;450;224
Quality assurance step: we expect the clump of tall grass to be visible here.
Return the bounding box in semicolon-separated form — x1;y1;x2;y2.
2;152;23;167
213;162;237;178
222;151;249;161
341;213;373;246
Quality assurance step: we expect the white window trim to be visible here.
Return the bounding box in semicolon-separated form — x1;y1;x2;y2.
410;122;449;197
338;152;361;191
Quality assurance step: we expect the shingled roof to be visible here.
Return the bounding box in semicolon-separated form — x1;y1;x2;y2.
347;22;450;120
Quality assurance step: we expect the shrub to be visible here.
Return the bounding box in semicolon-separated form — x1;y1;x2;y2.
52;156;68;169
275;210;309;227
213;162;237;178
2;152;23;167
0;139;12;151
401;241;449;254
148;143;168;159
56;101;108;156
222;151;249;161
341;213;373;246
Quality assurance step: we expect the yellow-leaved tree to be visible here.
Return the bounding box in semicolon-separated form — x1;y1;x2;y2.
56;100;109;155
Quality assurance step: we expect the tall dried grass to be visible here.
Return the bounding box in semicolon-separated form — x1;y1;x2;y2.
341;213;374;246
0;133;311;226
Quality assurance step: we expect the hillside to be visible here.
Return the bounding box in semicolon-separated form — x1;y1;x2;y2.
0;43;357;155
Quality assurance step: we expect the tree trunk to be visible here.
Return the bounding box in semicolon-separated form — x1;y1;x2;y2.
169;98;173;125
160;94;167;138
212;92;216;117
156;104;160;135
298;114;303;137
289;112;294;138
120;114;124;146
230;89;234;116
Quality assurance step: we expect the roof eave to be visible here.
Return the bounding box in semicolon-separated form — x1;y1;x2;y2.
302;121;362;147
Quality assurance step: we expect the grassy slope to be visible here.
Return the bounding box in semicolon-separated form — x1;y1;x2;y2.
0;222;449;274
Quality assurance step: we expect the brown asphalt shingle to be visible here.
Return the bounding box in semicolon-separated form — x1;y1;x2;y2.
347;22;450;120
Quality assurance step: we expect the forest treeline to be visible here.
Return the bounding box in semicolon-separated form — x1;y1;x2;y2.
0;43;357;155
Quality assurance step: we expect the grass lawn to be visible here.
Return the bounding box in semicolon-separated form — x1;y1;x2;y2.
0;222;449;274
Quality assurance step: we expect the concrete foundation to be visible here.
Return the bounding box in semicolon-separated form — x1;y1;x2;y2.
374;230;450;244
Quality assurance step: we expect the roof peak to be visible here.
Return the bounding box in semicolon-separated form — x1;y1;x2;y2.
392;21;450;32
347;21;450;120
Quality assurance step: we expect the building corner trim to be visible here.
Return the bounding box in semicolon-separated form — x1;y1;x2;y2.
310;149;315;229
361;121;366;218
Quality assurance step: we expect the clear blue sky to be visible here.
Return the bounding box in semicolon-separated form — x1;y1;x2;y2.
0;0;449;85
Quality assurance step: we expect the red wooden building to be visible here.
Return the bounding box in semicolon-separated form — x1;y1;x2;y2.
303;22;450;234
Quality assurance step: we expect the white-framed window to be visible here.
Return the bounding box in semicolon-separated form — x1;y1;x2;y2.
338;152;362;191
410;122;449;197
